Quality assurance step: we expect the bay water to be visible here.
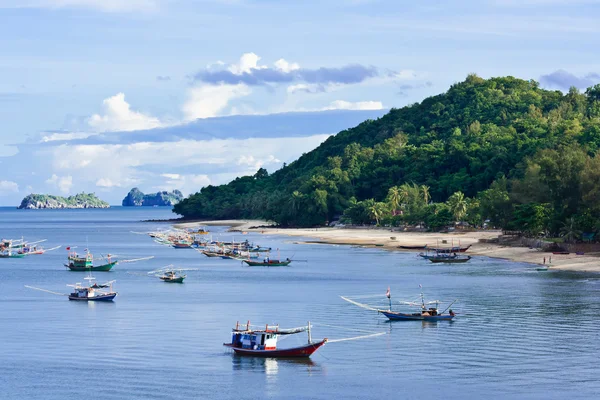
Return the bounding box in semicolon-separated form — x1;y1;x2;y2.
1;207;599;399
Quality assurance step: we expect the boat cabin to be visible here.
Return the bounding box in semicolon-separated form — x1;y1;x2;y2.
422;307;439;316
230;324;280;350
70;286;94;298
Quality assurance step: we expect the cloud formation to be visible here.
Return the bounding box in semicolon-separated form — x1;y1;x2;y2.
539;70;600;90
182;84;251;121
45;174;73;194
193;52;380;86
87;93;165;132
322;100;384;111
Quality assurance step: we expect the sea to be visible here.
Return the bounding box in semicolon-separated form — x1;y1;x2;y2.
0;206;599;400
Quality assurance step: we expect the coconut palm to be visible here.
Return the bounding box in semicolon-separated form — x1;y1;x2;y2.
387;186;401;214
560;217;582;243
447;191;468;222
369;202;388;226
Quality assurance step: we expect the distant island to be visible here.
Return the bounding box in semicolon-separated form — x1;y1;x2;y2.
18;193;110;209
122;188;183;207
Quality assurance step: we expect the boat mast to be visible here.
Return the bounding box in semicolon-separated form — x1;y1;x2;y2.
307;321;312;344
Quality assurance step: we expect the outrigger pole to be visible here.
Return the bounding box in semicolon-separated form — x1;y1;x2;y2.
440;299;459;315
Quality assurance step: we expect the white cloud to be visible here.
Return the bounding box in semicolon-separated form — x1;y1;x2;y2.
275;58;300;73
322;100;384;111
41;132;96;143
0;0;158;13
287;83;325;94
228;52;266;75
96;178;120;188
157;173;211;194
236;154;280;171
45;174;73;194
87;93;164;132
183;84;251;121
0;180;19;194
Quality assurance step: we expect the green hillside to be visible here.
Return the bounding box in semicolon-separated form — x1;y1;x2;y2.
174;75;600;237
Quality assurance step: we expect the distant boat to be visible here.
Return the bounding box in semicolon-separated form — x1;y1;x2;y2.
398;245;428;250
65;249;117;271
0;252;26;259
428;255;471;264
243;258;292;267
552;251;569;255
172;241;193;249
159;270;186;283
430;245;471;253
223;321;327;358
536;266;549;271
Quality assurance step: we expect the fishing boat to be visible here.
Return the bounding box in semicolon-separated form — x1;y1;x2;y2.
159;270;186;283
342;287;457;322
399;245;428;250
25;275;117;302
429;255;471;264
172;240;193;249
536;266;549;271
243;258;292;267
552;251;569;255
223;321;327;358
64;247;153;271
65;249;117;271
18;244;61;255
418;252;457;260
68;279;117;301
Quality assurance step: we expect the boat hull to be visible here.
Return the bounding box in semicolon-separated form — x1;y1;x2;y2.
243;260;291;267
68;293;117;301
224;340;326;358
429;256;471;263
66;261;117;271
379;311;454;321
160;277;185;283
0;254;26;258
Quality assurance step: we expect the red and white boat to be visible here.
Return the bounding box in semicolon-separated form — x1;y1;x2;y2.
224;321;327;358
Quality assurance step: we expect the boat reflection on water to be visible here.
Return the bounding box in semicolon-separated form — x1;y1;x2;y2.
231;356;321;376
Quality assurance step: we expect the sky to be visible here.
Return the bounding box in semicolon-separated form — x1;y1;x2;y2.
0;0;599;205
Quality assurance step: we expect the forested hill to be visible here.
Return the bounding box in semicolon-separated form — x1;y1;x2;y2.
174;75;600;235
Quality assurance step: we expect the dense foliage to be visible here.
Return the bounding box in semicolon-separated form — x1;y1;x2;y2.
18;193;110;209
174;75;600;240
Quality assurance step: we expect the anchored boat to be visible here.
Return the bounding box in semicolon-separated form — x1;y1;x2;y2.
224;321;327;358
159;270;186;283
25;274;117;302
342;286;457;322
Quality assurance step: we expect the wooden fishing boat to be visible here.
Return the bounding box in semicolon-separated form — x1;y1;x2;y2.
224;321;327;358
536;266;549;271
399;245;428;250
552;251;569;255
419;252;456;260
243;258;292;267
65;250;117;271
172;241;193;249
159;270;186;283
429;255;471;263
342;287;457;322
26;275;117;302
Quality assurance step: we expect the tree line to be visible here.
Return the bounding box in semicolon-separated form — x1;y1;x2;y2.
174;75;600;241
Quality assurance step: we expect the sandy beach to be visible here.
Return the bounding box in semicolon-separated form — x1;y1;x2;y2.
175;220;600;273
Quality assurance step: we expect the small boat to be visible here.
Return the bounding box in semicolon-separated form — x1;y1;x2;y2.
419;252;456;260
68;280;117;301
26;275;117;302
224;321;327;358
552;251;569;255
399;245;428;250
428;255;471;264
536;266;549;271
243;258;292;267
159;270;186;283
342;287;457;322
172;241;193;249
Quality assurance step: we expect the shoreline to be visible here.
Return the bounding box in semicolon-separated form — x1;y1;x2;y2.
178;220;600;273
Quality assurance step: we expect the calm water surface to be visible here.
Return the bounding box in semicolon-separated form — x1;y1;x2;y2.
1;207;599;399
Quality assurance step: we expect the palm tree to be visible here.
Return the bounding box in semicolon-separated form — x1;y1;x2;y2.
560;217;582;243
421;185;431;205
447;191;468;222
369;202;387;226
387;186;401;214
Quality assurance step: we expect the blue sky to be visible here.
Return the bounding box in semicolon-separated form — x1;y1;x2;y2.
0;0;599;205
